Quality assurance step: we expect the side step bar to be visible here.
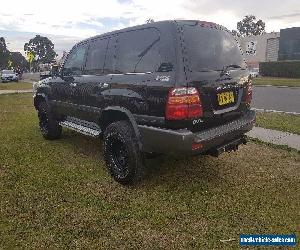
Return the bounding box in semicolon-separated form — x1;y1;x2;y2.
59;120;101;138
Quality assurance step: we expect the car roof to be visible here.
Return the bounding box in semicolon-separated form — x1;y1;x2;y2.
77;20;175;45
74;20;228;47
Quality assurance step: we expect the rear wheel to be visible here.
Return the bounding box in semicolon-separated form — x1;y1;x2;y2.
37;101;62;140
103;120;145;185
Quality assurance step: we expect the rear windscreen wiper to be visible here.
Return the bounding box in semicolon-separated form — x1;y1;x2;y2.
220;64;245;76
197;68;222;73
223;64;245;71
134;38;160;72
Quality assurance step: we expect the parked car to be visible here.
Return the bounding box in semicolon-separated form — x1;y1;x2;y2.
40;64;59;80
249;68;259;78
1;69;19;82
33;20;255;185
40;70;51;80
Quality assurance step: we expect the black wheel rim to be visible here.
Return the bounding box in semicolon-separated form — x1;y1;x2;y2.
38;110;49;133
107;135;129;178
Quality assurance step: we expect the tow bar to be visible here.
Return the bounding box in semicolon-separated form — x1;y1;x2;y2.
207;136;247;157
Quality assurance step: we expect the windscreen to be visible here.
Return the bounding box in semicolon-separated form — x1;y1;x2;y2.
2;70;14;74
182;24;246;72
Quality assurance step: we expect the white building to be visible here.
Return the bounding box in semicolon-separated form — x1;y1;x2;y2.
238;32;280;69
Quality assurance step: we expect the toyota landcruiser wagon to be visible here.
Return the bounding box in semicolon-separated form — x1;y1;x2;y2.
33;20;255;185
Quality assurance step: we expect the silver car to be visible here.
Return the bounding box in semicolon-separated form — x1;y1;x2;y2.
1;70;19;83
249;68;259;78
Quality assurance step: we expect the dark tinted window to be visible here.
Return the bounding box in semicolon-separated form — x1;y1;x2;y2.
104;37;117;74
85;38;108;75
63;43;87;75
183;25;246;72
116;28;161;73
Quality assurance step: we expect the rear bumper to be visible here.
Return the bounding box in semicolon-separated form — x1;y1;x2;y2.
138;110;255;155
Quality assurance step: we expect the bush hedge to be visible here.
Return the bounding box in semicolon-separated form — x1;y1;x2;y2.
259;61;300;78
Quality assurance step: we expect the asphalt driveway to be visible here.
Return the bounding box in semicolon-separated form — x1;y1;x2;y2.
252;86;300;114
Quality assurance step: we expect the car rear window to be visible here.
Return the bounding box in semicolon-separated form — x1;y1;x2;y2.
182;24;246;72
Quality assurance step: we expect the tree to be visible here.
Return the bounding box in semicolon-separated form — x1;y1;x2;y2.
231;30;241;37
0;37;7;54
146;18;154;24
24;35;57;64
236;15;265;37
0;37;9;69
11;52;29;70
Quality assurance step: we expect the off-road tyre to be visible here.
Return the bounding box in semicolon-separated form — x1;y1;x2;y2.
37;101;62;140
103;120;145;185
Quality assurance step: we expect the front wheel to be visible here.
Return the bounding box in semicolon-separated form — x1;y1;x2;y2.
103;120;145;185
37;101;62;140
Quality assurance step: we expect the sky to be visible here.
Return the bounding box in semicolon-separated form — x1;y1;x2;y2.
1;0;300;57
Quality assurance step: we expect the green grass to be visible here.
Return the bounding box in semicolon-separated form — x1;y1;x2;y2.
256;112;300;135
0;81;33;90
253;77;300;87
0;94;299;249
250;137;300;153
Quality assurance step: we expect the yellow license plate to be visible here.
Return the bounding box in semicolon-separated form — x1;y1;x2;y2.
217;91;235;106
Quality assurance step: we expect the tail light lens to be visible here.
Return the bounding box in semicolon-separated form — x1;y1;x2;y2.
165;87;203;120
246;80;253;104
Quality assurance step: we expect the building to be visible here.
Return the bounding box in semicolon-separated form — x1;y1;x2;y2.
238;27;300;69
238;32;280;69
278;27;300;60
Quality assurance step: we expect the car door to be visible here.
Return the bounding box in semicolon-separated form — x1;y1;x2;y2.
55;42;88;118
69;37;114;122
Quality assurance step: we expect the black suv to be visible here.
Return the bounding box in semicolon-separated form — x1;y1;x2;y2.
33;20;255;185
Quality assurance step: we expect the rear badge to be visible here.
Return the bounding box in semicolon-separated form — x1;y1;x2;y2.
193;119;203;125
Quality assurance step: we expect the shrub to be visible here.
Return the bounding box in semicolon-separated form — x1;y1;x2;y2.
259;61;300;78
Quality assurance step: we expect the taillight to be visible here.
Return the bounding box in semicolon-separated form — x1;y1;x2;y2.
246;80;253;104
165;87;203;120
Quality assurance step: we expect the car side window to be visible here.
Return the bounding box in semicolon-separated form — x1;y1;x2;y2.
115;28;162;74
85;38;109;75
103;37;117;74
63;43;87;76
